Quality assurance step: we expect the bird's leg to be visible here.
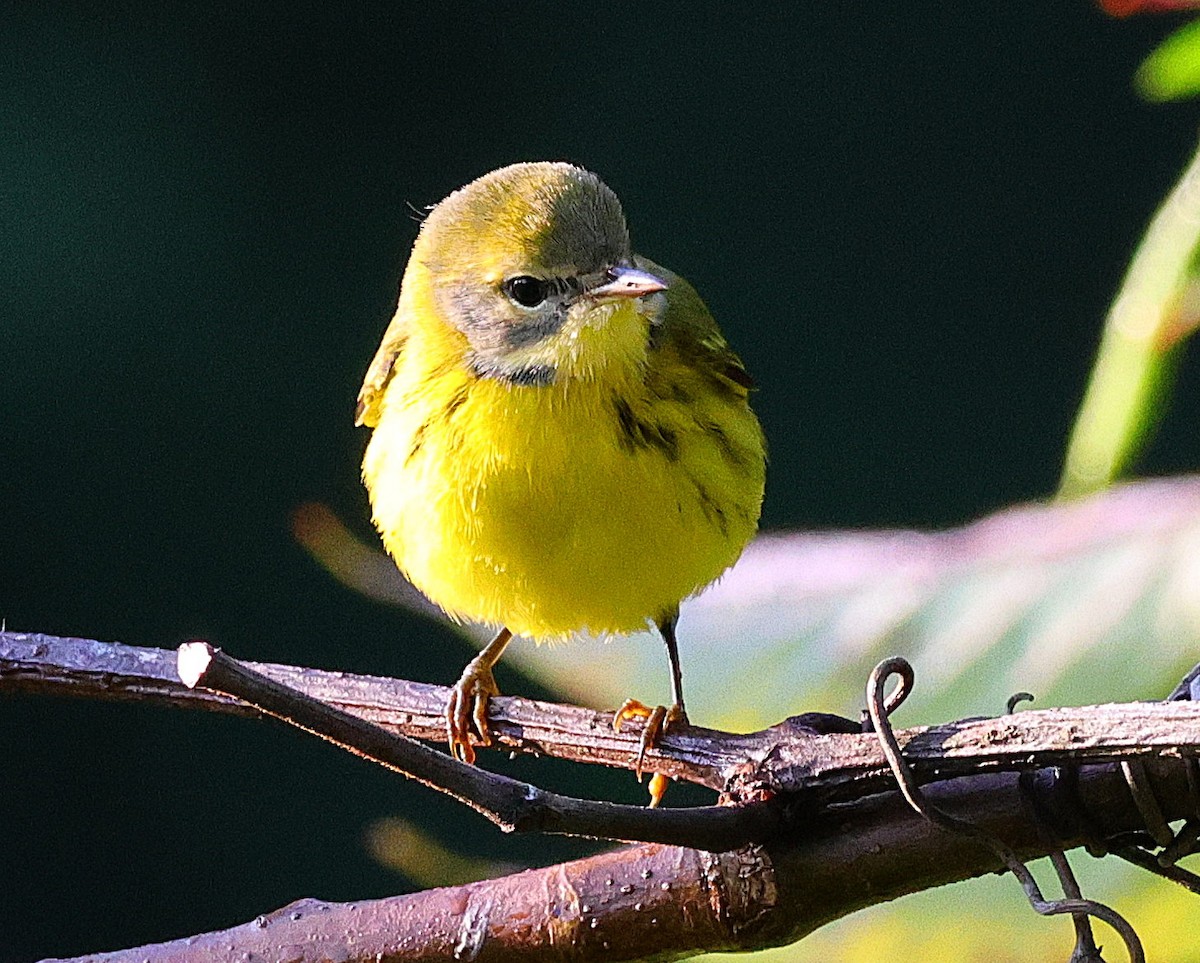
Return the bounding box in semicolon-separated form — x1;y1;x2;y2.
662;612;687;721
446;627;512;765
613;613;688;807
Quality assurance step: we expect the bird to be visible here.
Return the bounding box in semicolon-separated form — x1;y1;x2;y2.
356;162;765;801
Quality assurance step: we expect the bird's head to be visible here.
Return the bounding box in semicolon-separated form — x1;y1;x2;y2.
410;162;668;386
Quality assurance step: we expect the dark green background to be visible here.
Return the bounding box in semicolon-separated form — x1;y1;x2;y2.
2;4;1197;960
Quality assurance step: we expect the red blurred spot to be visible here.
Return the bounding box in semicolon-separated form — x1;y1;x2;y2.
1099;0;1200;15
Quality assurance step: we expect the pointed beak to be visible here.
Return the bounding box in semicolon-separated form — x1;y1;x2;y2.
587;265;669;300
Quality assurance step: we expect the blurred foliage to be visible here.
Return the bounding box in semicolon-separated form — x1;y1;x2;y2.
1057;140;1200;499
1058;5;1200;501
1138;18;1200;100
364;816;519;888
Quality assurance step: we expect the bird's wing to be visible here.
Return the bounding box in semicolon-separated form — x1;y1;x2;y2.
355;310;409;428
636;256;755;395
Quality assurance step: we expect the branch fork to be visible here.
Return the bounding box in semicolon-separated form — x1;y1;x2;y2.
6;630;1200;962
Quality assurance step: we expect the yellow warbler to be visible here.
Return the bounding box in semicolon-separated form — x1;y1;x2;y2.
357;162;765;791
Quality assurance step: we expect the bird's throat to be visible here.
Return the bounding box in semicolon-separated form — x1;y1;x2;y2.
469;300;650;388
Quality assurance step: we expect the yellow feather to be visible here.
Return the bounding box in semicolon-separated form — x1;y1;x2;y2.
360;163;765;645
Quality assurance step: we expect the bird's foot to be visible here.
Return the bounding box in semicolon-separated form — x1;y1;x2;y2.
446;656;501;765
613;699;687;807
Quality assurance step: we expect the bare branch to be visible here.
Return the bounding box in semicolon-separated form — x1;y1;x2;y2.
12;630;1200;962
44;758;1196;963
0;629;747;787
175;640;779;852
8;630;1200;805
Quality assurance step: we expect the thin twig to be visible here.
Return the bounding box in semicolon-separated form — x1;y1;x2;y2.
176;641;780;851
1049;852;1102;963
1108;842;1200;895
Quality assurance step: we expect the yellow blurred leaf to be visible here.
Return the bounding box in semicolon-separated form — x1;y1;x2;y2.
364;816;518;888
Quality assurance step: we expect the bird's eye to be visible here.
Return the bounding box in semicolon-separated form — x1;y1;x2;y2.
504;276;551;308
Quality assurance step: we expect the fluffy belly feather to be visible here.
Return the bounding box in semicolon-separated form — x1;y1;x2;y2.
363;367;762;641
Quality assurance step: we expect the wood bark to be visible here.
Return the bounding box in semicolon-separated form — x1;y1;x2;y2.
4;630;1198;962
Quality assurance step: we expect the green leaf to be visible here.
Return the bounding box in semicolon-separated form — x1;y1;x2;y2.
1136;19;1200;102
1059;139;1200;498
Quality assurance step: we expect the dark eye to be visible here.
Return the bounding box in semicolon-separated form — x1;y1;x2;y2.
504;276;550;308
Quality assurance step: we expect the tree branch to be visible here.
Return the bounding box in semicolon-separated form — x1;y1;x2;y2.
0;629;748;788
7;630;1200;805
11;630;1200;961
174;640;779;852
44;759;1195;963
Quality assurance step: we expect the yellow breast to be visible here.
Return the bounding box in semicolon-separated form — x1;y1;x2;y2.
362;307;764;642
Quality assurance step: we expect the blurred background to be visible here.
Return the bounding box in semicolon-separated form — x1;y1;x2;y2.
4;2;1200;960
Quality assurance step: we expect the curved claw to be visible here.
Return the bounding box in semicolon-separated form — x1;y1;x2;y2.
633;705;667;781
446;658;501;765
647;772;670;809
613;699;687;796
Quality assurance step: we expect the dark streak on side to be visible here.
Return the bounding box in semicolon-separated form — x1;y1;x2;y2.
668;382;693;405
704;370;746;403
692;478;729;536
721;361;756;391
406;420;429;466
613;397;680;461
444;384;470;419
703;421;748;470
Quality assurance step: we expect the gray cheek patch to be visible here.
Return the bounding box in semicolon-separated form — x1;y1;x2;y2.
504;305;566;348
444;281;561;388
445;282;503;347
445;281;566;351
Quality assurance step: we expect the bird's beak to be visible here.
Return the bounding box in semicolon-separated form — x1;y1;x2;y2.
587;265;669;301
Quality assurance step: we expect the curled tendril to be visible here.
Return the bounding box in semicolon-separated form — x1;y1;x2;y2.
865;658;1145;963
